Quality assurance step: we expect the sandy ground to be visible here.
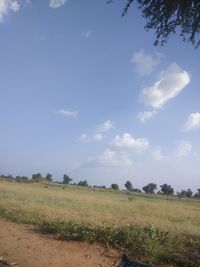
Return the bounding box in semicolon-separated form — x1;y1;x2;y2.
0;219;119;267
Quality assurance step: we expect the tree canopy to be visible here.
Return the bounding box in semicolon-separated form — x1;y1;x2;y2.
111;183;119;190
46;173;53;182
160;184;174;196
124;180;133;191
63;174;72;184
143;183;157;194
109;0;200;47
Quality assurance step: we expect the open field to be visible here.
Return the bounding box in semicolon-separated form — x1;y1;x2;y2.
0;180;200;266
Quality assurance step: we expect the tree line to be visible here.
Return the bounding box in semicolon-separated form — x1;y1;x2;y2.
0;173;200;199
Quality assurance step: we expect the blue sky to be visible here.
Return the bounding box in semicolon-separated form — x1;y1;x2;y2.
0;0;200;191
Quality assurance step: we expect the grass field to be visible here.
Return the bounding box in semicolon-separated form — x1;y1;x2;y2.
0;180;200;266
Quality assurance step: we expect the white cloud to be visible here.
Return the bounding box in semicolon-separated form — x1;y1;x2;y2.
79;133;103;143
152;147;167;161
139;63;190;109
131;50;161;76
79;120;113;143
0;0;20;22
111;133;149;152
56;109;78;118
93;133;103;141
183;112;200;132
79;134;90;143
98;149;132;167
137;110;157;122
49;0;66;8
96;120;114;133
81;31;91;38
175;141;192;158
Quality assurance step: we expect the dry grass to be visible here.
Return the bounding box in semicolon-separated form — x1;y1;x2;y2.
0;180;199;238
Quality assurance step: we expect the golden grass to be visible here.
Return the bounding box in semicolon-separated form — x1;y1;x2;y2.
0;180;199;238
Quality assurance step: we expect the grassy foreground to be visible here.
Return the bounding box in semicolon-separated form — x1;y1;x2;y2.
0;180;199;266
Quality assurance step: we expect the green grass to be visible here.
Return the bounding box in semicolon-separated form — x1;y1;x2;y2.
0;180;200;266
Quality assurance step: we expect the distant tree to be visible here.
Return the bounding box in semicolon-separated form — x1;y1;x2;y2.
111;183;119;190
177;190;187;200
77;180;88;187
46;173;53;182
177;189;193;199
93;185;107;189
63;174;72;184
124;181;133;191
32;173;42;181
109;0;200;48
143;183;157;194
157;190;162;195
16;176;28;182
186;188;193;198
160;184;174;196
194;189;200;198
132;188;142;193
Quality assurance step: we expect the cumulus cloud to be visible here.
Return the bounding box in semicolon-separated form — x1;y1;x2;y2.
131;50;161;76
0;0;20;22
137;110;157;123
183;112;200;132
49;0;66;8
98;149;132;167
96;120;114;133
111;133;149;152
139;63;190;109
56;109;78;118
175;141;192;158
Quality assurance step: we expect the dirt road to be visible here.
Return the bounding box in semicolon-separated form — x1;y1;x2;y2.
0;219;118;267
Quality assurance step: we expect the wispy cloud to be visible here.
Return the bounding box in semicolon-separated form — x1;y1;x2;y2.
175;140;192;158
183;112;200;132
79;120;114;143
96;120;114;133
49;0;66;8
0;0;20;22
137;110;157;123
139;63;190;109
152;147;166;161
131;50;161;76
81;31;91;38
55;109;78;118
79;133;103;143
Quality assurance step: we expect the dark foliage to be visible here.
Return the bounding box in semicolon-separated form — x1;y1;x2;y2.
109;0;200;47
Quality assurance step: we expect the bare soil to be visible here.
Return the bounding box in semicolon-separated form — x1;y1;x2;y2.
0;219;118;267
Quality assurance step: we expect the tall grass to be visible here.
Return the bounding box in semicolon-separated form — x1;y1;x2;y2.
0;180;199;266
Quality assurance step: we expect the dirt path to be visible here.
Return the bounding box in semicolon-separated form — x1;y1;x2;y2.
0;219;118;267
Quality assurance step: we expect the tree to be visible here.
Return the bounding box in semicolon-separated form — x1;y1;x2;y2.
109;0;200;48
124;180;133;191
143;183;157;194
63;174;72;184
177;190;187;200
160;184;174;196
16;176;28;182
77;180;88;187
32;173;42;181
186;188;193;198
111;183;119;190
194;189;200;198
46;173;53;182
